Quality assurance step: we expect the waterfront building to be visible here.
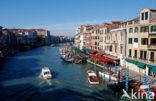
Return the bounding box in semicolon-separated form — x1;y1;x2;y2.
83;25;94;49
79;26;85;50
73;8;156;71
108;28;127;66
91;25;101;51
125;8;156;75
25;30;38;46
74;28;81;48
102;22;126;66
0;29;8;51
0;26;2;34
95;25;105;52
74;25;95;50
2;29;19;54
50;35;60;44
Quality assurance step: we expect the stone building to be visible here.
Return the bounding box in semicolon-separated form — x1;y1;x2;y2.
125;8;156;75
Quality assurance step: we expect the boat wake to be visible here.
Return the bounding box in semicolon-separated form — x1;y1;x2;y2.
38;76;52;86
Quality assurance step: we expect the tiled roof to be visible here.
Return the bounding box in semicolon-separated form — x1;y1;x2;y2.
141;8;156;12
126;17;140;22
30;29;46;31
151;18;156;23
92;25;105;31
150;9;156;11
111;21;123;23
105;24;119;28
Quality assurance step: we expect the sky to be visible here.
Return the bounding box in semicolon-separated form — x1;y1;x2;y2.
0;0;156;36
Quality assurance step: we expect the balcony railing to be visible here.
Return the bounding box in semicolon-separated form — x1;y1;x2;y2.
148;45;156;50
113;40;118;44
105;40;110;44
149;32;156;35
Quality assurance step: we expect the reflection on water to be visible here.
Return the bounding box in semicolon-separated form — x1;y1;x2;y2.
0;46;122;101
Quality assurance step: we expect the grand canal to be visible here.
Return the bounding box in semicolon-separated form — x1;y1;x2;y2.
0;45;124;101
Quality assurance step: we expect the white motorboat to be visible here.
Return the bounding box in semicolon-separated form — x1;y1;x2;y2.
87;70;99;85
40;67;52;80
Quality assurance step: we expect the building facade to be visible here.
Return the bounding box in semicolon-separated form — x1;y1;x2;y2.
126;8;156;75
74;8;156;74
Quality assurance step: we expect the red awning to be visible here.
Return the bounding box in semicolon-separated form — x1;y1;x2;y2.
96;52;105;56
89;50;97;54
90;55;113;62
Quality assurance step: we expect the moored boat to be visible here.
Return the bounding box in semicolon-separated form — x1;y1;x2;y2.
87;70;99;85
51;44;57;47
0;51;4;62
130;82;155;99
107;81;125;92
99;70;124;81
40;67;52;80
61;55;75;63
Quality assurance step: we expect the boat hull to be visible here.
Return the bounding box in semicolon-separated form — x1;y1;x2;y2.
107;81;125;92
87;70;99;85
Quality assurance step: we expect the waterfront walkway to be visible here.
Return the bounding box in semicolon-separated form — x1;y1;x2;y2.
119;66;156;87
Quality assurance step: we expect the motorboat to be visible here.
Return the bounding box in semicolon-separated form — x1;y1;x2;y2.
51;44;57;47
99;70;125;81
62;57;75;63
0;51;4;62
87;70;99;85
40;67;52;80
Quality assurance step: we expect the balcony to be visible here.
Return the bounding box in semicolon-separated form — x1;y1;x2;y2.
105;40;110;44
149;32;156;35
148;45;156;50
113;40;118;44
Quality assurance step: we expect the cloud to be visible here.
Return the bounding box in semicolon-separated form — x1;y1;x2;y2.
23;19;111;36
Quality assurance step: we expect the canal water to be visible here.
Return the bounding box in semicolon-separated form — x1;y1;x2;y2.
0;45;124;101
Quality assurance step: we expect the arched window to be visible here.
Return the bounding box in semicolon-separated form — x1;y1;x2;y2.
134;27;138;33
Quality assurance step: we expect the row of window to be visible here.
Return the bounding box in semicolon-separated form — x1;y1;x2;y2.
94;42;99;45
129;49;155;61
91;36;100;40
129;25;156;33
91;46;100;50
141;12;148;20
128;38;156;45
92;29;106;35
128;38;139;44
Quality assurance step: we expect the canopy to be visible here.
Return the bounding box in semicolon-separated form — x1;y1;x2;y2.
125;58;137;64
90;55;113;62
151;68;156;73
96;52;105;56
75;49;84;53
103;53;120;61
147;64;156;69
71;46;76;48
136;62;146;68
89;50;97;54
82;48;91;53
